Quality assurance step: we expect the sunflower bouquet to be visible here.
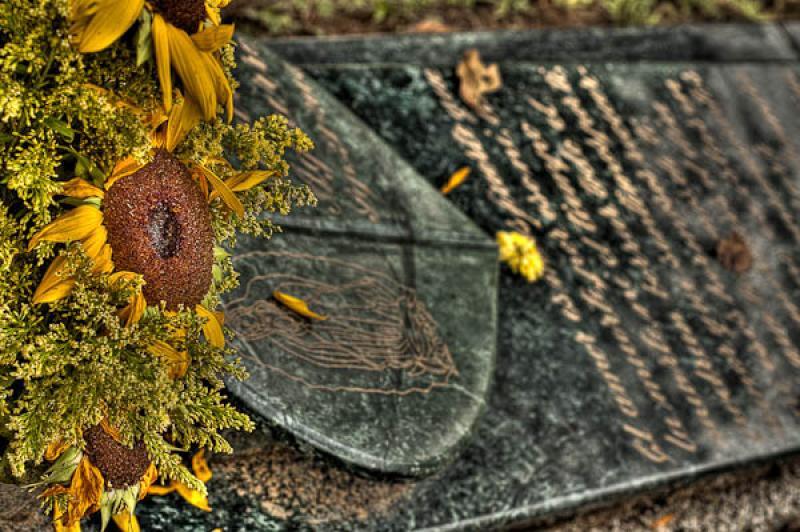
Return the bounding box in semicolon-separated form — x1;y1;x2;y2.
0;0;314;529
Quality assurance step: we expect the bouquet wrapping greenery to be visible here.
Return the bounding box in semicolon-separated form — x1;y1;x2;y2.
0;0;314;529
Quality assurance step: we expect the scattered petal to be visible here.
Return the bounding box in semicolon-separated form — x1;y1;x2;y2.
440;167;471;195
273;291;328;321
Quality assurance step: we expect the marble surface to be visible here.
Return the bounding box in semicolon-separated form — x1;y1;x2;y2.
132;24;800;530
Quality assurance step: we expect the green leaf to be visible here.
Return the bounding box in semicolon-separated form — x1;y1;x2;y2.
136;9;154;67
44;117;75;143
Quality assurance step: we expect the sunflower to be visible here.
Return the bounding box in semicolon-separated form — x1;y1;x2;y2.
37;421;182;532
28;106;268;360
69;0;234;121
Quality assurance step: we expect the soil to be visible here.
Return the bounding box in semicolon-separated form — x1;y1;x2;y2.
224;0;800;37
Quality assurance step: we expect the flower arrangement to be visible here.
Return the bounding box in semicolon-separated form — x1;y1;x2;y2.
0;0;315;529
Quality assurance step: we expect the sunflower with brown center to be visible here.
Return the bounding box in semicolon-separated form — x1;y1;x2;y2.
28;108;271;373
69;0;234;121
38;421;212;532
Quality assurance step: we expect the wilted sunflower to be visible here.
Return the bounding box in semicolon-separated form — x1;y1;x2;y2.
69;0;234;121
28;106;270;360
36;420;207;532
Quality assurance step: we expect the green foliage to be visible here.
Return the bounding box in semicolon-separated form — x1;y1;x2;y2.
0;0;315;491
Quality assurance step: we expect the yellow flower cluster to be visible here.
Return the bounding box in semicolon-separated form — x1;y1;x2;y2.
497;231;545;283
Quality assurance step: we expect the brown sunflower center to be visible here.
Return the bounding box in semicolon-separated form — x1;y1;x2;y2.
84;425;150;490
104;150;214;311
148;202;181;259
154;0;207;34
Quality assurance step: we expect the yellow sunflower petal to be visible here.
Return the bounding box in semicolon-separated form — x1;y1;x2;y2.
119;290;146;327
106;156;144;190
139;463;158;500
28;205;103;251
166;22;217;120
174;482;211;512
440;167;471;195
196;305;225;349
146;484;177;496
53;497;81;532
196;165;244;218
273;291;328;321
152;14;173;113
219;170;275;195
73;0;144;53
112;512;141;532
202;53;233;122
100;418;122;442
192;450;212;483
32;256;75;304
91;244;115;274
148;341;190;379
191;24;234;52
67;457;104;525
45;439;70;462
61;178;105;199
166;95;203;153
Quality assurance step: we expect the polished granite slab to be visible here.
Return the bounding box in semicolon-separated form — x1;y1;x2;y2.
132;24;800;530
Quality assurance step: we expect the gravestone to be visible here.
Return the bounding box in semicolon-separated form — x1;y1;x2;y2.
224;43;498;477
134;24;800;530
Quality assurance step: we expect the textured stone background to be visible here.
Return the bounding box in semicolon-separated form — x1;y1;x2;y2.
3;452;799;531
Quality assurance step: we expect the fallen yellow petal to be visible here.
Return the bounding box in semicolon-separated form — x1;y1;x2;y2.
196;305;225;349
440;167;471;195
192;450;212;483
61;178;105;199
273;291;328;321
112;512;141;532
28;205;103;251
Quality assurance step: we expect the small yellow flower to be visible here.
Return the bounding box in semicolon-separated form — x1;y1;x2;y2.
497;231;545;283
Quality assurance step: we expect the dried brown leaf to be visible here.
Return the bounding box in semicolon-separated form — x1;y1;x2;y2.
456;49;502;111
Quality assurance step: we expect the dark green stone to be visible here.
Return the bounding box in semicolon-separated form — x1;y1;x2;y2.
135;24;800;530
225;42;497;478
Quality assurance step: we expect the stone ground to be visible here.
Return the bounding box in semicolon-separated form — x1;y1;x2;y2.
543;456;800;532
2;453;799;531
